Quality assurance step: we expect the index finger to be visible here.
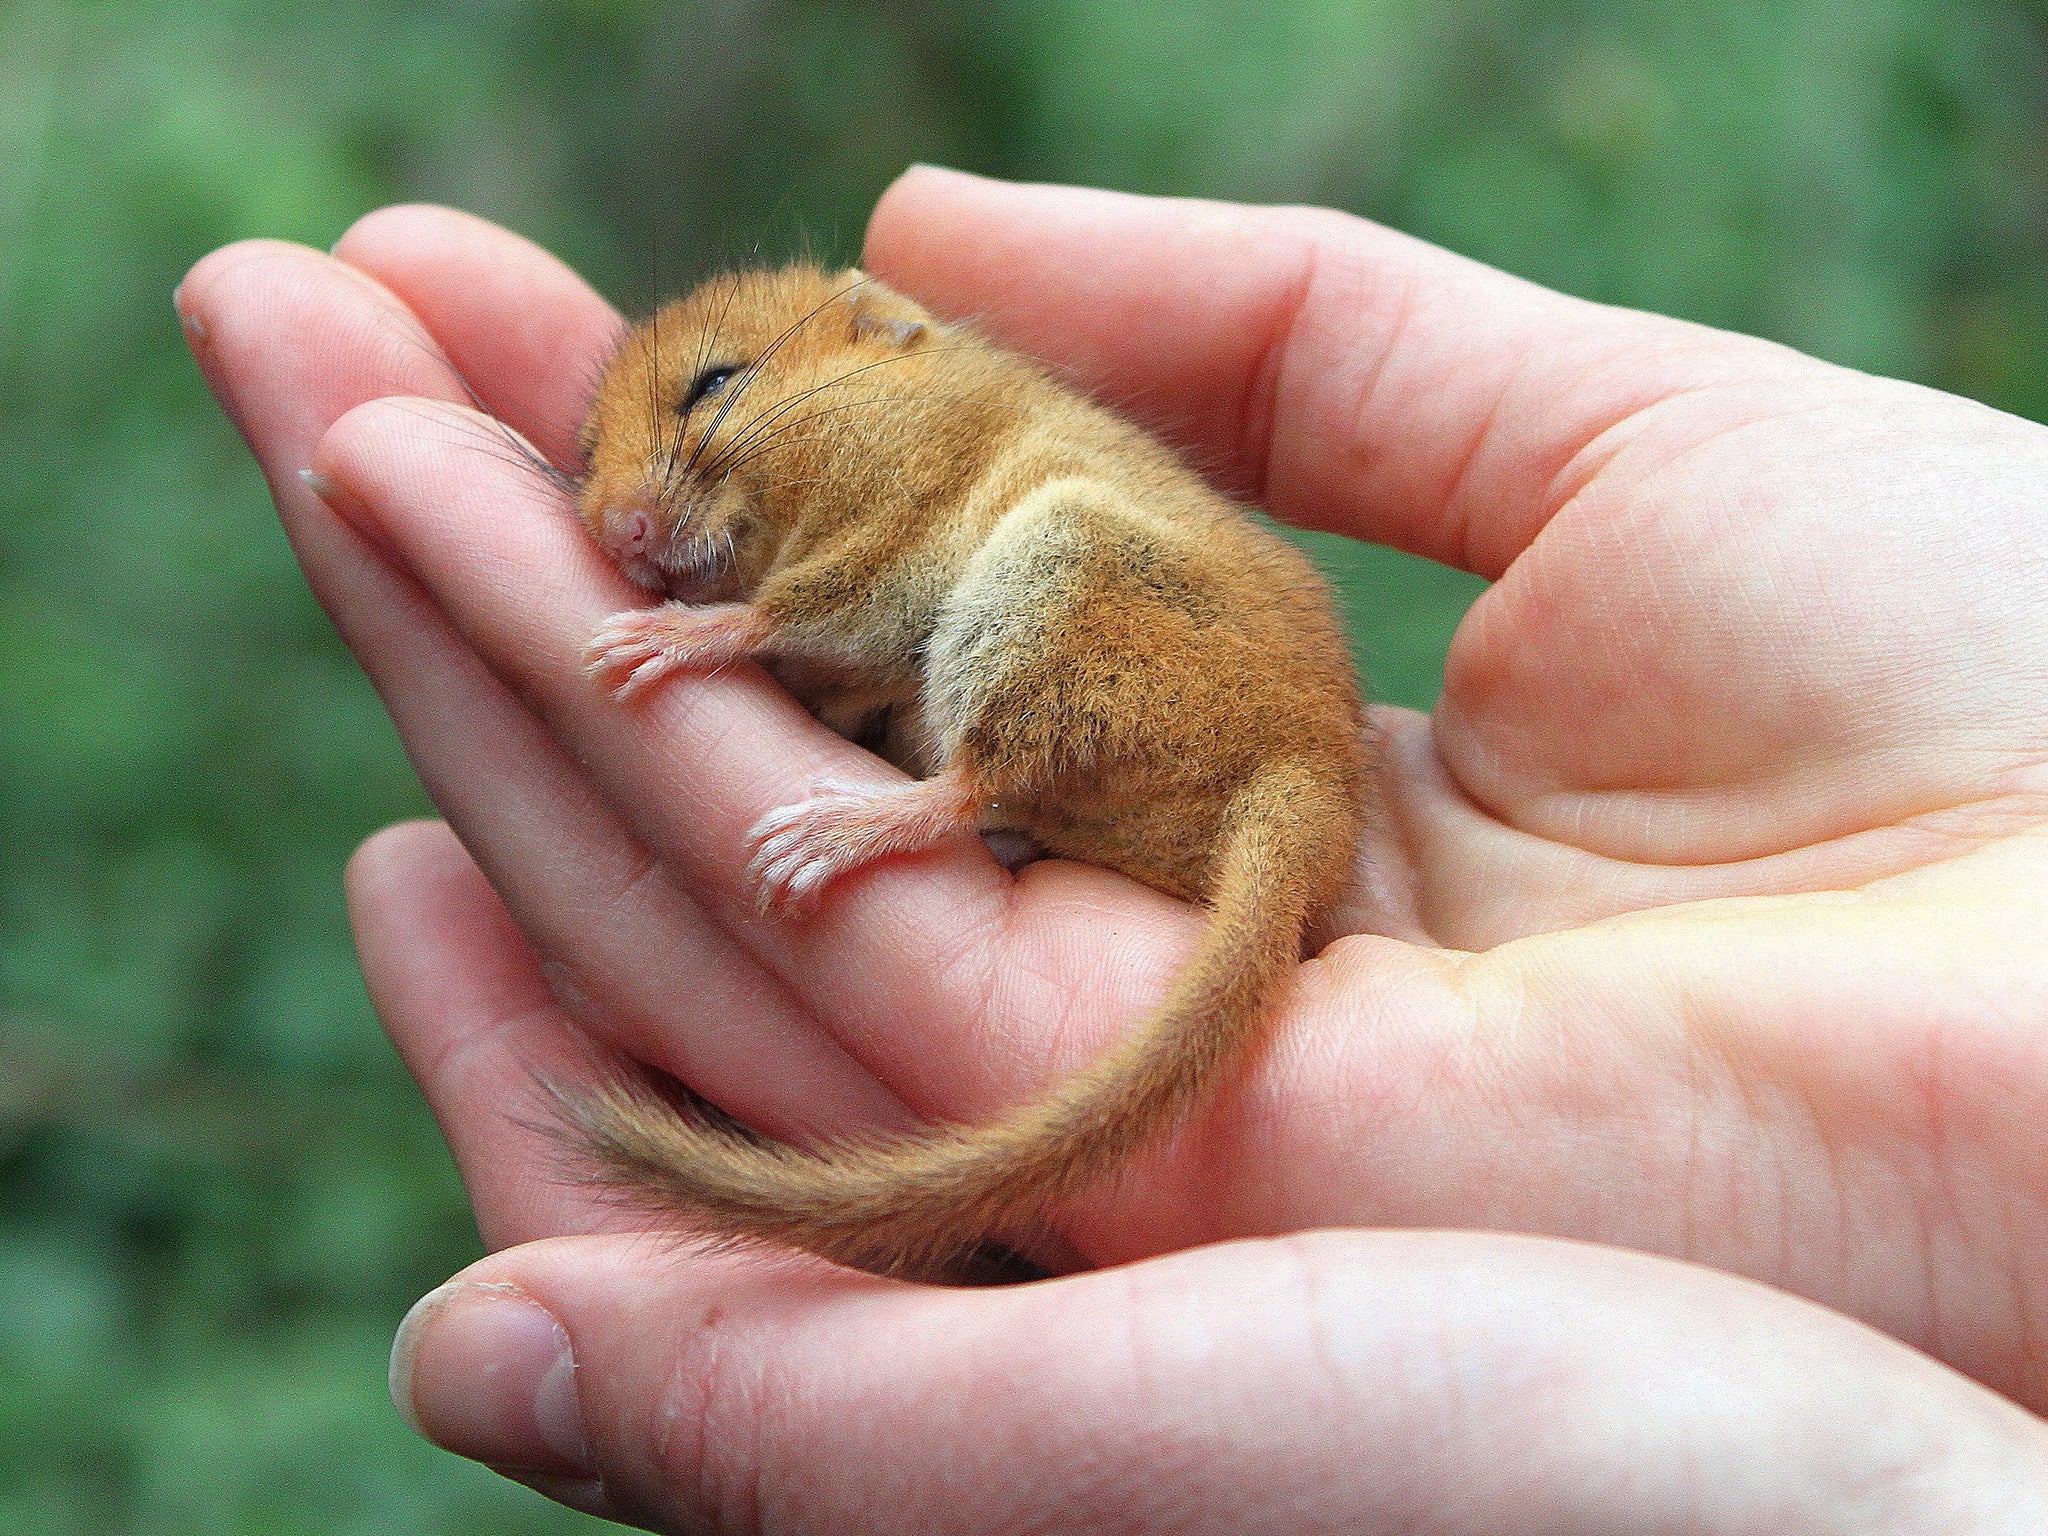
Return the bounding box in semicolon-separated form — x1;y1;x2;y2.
864;168;1818;579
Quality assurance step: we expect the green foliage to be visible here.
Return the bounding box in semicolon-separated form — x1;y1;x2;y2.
2;0;2042;1527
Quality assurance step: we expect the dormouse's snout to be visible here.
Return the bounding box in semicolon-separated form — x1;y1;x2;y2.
598;501;651;560
590;494;668;590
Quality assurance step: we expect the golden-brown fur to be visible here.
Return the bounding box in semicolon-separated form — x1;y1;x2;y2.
567;264;1371;1280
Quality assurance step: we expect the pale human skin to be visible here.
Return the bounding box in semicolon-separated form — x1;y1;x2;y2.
177;167;2048;1530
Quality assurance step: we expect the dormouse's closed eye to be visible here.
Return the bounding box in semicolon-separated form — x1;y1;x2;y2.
678;363;740;414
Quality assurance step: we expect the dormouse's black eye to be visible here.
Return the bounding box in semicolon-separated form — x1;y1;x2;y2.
678;364;739;414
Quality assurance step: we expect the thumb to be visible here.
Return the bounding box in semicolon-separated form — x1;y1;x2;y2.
387;1230;2048;1534
864;167;1819;578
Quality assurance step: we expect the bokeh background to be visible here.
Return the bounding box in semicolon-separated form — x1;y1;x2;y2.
6;1;2048;1529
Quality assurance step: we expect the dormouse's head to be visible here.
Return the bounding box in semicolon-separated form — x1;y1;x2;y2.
576;264;938;594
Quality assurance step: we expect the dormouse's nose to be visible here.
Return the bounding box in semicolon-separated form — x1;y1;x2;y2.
598;499;655;563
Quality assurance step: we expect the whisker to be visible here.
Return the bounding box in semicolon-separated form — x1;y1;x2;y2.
402;410;581;501
377;323;585;494
681;277;872;482
700;345;991;480
667;269;744;486
647;290;663;485
713;393;1018;481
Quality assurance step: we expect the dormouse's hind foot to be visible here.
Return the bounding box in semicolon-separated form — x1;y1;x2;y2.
584;601;769;701
743;767;982;917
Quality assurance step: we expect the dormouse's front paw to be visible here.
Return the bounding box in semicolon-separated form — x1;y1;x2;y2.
583;602;768;701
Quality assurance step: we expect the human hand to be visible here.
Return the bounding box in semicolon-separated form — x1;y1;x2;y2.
370;1121;2048;1531
338;824;2048;1533
178;165;2048;1445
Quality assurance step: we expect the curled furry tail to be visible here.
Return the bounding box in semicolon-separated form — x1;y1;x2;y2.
554;761;1356;1279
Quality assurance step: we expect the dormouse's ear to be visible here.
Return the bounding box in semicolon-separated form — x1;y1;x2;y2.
835;267;932;349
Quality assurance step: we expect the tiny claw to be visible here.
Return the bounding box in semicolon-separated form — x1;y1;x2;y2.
612;652;675;701
582;642;647;697
771;860;837;918
583;610;683;699
583;619;650;669
764;852;842;918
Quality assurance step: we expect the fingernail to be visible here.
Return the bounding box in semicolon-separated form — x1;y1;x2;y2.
389;1280;591;1474
295;467;402;561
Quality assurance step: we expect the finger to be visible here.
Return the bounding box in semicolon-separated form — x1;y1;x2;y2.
180;241;898;1140
390;1230;2048;1534
313;393;1208;1135
864;167;1819;578
177;238;445;506
345;820;626;1247
331;203;624;468
345;820;919;1250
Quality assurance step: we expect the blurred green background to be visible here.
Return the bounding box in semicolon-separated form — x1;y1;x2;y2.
5;0;2047;1529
